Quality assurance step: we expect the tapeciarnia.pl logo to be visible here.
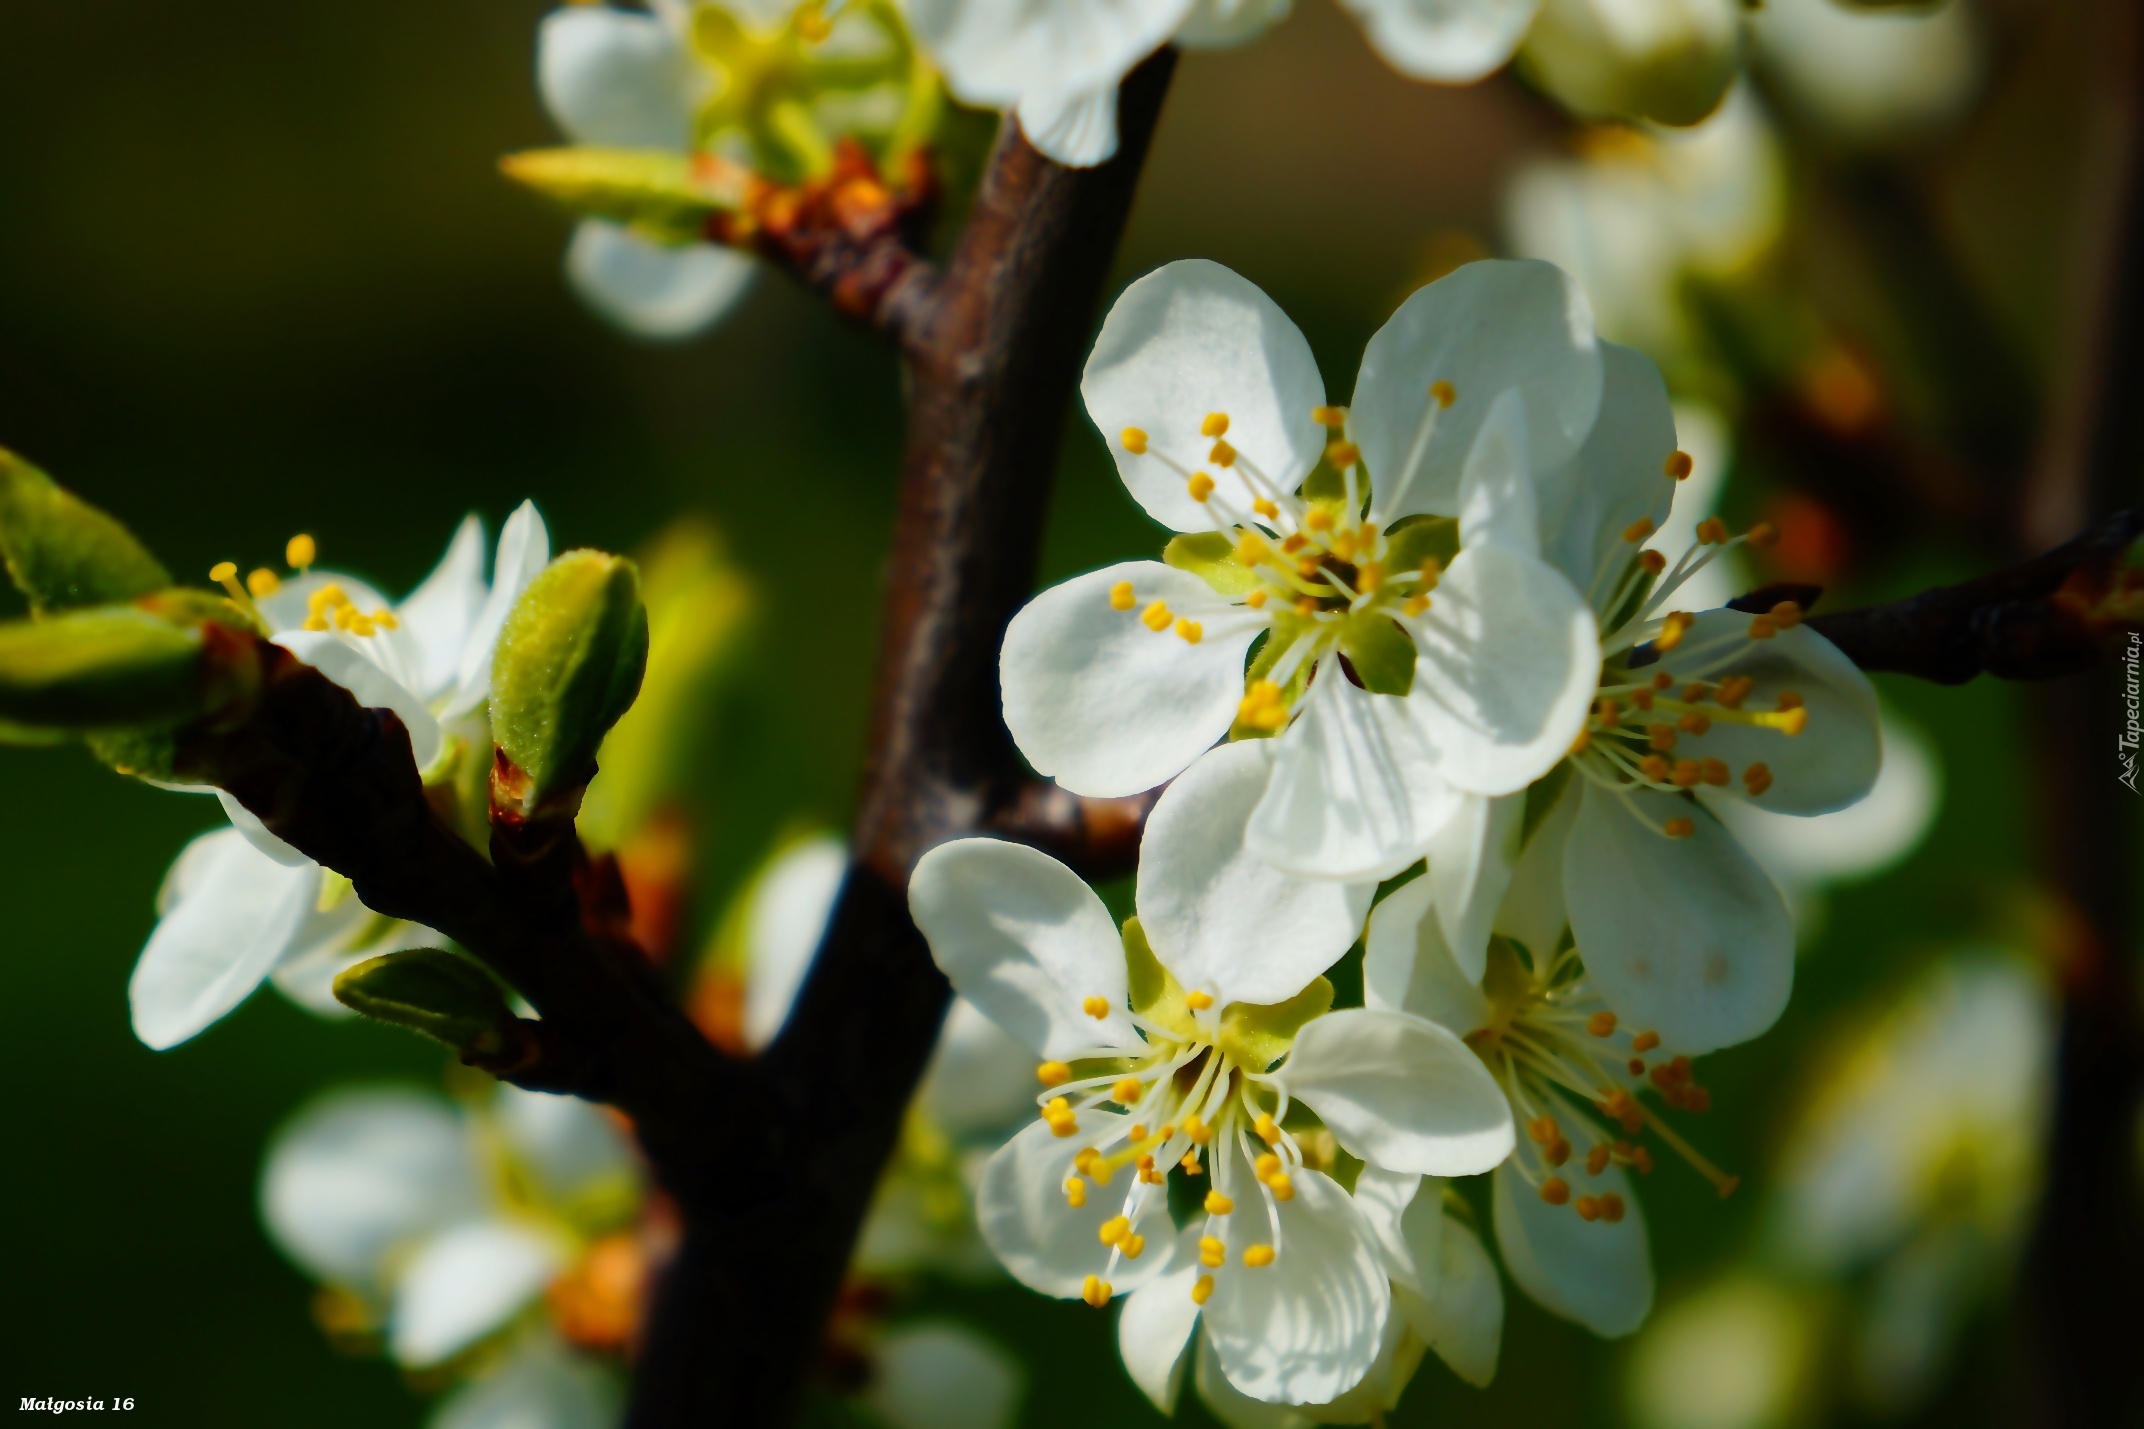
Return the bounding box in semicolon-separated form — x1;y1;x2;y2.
2122;631;2141;794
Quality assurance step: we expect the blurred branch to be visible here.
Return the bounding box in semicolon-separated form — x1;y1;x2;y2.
988;780;1161;882
1804;506;2143;682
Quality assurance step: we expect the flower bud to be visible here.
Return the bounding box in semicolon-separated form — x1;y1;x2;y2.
490;550;649;813
0;448;170;614
498;147;743;244
1519;0;1741;128
0;604;255;738
332;948;519;1058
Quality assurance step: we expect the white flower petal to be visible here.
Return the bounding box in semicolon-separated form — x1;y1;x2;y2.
867;1322;1024;1429
1249;659;1467;881
1491;774;1577;961
451;501;551;718
269;905;429;1016
495;1087;637;1205
1137;741;1374;1008
1002;561;1253;797
1716;708;1939;892
1534;341;1680;599
1200;1157;1391;1406
1178;0;1294;49
275;629;443;771
215;787;311;867
1492;1160;1652;1336
1118;1232;1205;1414
1017;82;1121;167
430;1330;619;1429
1426;791;1523;982
1082;260;1327;532
921;997;1045;1138
1565;781;1792;1054
1348;1165;1429;1293
1281;1009;1514;1176
131;830;321;1049
397;514;490;701
1521;0;1740;128
909;838;1143;1060
903;0;1195;110
1454;388;1543;558
537;5;695;150
566;222;756;341
742;835;847;1051
1399;1215;1502;1387
976;1112;1169;1298
391;1220;565;1367
1362;875;1491;1036
1672;613;1882;816
255;571;401;636
1354;258;1601;524
1193;1331;1314;1428
260;1088;482;1286
1341;0;1542;81
1408;543;1598;795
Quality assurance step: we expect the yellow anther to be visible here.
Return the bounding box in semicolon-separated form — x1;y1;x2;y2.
1199;1236;1226;1267
1038;1061;1072;1086
1697;517;1729;546
1188;472;1217;502
1280;532;1309;554
1253;1114;1280;1145
1429;380;1456;408
1304;508;1334;532
1176;618;1204;645
1121;427;1149;455
1630;1031;1661;1053
1202;412;1231;438
1311;405;1347;428
1043;1097;1070;1118
1357;561;1383;592
1639;754;1671;783
1121;1233;1147;1259
285;534;317;570
1065;1178;1087;1207
1186;990;1215;1011
1653;671;1676;691
370;607;399;629
1109;580;1136;611
1049;1117;1080;1138
1082;996;1111;1019
1254;1153;1282;1180
1245;588;1268;609
1242;1245;1276;1268
1110;1077;1143;1105
1621;518;1656;544
1663;817;1696;838
1672;759;1702;789
1747;615;1778;640
1701;757;1730;786
1142;600;1173;633
1568;728;1593;756
1159;1124;1175;1140
1325;441;1360;469
1654;611;1694;653
1235;532;1268;564
1776;690;1804;711
1295;557;1324;580
1253;497;1279;519
1596;697;1623;728
1576;1195;1601;1222
1267;1173;1296;1201
1204;1191;1234;1215
1183;1115;1212;1145
1715;675;1754;709
246;568;281;598
1331;530;1358;562
1539;1177;1571;1206
208;561;238;585
1639;549;1667;575
1526;1115;1557;1145
1745;521;1778;549
1743;762;1774;797
1403;595;1431;616
1130;1125;1149;1142
1769;600;1804;629
1683;681;1714;703
1649;725;1678;752
1191;1274;1215;1305
1664;450;1694;480
1209;440;1238;468
1098;1215;1131;1246
1600;1193;1627;1222
1587;1143;1613;1177
1082;1275;1112;1308
1180;1150;1202;1173
1587;1011;1618;1037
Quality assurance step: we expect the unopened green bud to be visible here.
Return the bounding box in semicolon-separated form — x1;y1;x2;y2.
498;147;745;245
0;605;251;736
333;949;519;1058
491;550;649;812
0;448;170;614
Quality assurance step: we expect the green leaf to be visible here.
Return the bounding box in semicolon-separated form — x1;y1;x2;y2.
1220;977;1335;1072
1123;917;1197;1041
491;550;650;811
333;949;519;1057
1163;533;1259;598
498;147;745;244
1339;611;1416;696
1383;515;1459;579
0;449;169;614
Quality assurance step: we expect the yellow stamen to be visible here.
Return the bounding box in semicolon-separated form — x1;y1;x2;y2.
1304;509;1334;533
1325;440;1360;469
1654;611;1694;653
1621;518;1655;543
1210;440;1237;468
1266;1173;1295;1201
1663;817;1696;838
1065;1178;1087;1207
1587;1011;1617;1037
1082;996;1111;1019
1253;497;1279;519
1183;1115;1212;1145
1311;405;1347;428
1191;1275;1215;1305
1540;1177;1571;1206
1187;473;1216;502
1253;1114;1280;1144
1037;1061;1071;1086
1202;412;1231;438
1142;600;1173;633
1110;1077;1142;1104
1204;1191;1234;1215
1639;549;1667;575
1109;581;1136;612
1696;518;1728;545
1082;1275;1112;1308
1664;450;1693;480
1242;1245;1276;1268
1199;1236;1226;1268
1430;380;1456;408
1121;428;1148;455
285;534;316;570
1186;990;1215;1011
1098;1216;1130;1246
1121;1233;1147;1259
1176;619;1204;645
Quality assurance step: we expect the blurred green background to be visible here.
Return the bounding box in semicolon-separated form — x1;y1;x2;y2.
0;0;2121;1424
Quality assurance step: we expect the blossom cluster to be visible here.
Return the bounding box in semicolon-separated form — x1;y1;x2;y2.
905;253;1886;1421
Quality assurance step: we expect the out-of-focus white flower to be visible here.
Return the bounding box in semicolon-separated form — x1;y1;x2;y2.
1506;85;1785;359
260;1082;640;1370
1518;0;1742;128
1624;1275;1811;1429
430;1330;622;1429
1773;953;2052;1409
911;744;1514;1409
1753;0;1983;146
861;1322;1025;1429
131;507;550;1050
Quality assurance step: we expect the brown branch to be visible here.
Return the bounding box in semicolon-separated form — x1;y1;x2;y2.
988;780;1161;882
1802;506;2143;683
